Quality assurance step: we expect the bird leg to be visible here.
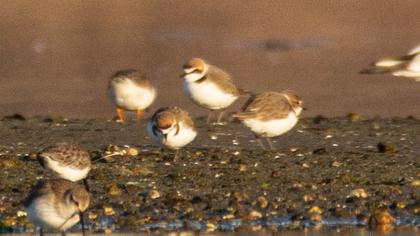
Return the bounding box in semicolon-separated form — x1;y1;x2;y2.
256;137;266;150
79;211;86;236
206;111;213;125
265;137;275;151
40;228;44;236
115;107;125;123
173;149;180;162
216;110;226;124
61;231;66;236
135;108;143;120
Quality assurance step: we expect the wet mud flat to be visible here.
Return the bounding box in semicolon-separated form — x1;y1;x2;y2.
0;115;419;234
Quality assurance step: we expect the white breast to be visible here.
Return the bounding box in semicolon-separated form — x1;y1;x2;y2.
147;122;197;150
108;80;156;111
26;199;80;231
45;158;90;182
241;112;298;138
183;80;238;110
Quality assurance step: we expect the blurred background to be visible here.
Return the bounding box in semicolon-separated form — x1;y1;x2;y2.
0;0;419;118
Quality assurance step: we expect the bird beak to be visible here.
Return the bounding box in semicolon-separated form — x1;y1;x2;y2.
303;107;308;111
79;211;86;236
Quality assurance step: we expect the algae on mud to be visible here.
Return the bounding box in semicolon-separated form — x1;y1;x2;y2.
0;115;419;234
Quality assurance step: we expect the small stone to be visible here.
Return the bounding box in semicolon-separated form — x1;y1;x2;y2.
131;166;153;176
239;164;247;172
331;161;342;167
16;210;27;217
289;147;299;153
257;196;268;208
347;112;362;122
409;180;420;187
149;190;161;199
377;142;396;153
350;188;368;198
369;210;395;230
303;194;314;202
88;212;98;220
302;163;310;168
104;228;113;234
126;147;139;156
1;160;15;169
308;206;323;214
223;214;235;220
245;210;262;220
107;183;122;196
103;206;115;216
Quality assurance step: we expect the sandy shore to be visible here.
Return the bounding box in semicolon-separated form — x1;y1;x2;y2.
0;115;419;233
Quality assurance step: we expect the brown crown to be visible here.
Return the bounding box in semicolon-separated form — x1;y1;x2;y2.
183;58;206;72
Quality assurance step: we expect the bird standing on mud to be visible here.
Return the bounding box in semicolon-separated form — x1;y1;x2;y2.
181;58;245;124
37;142;92;191
360;44;420;82
147;106;197;161
23;179;90;236
108;69;157;122
233;91;303;150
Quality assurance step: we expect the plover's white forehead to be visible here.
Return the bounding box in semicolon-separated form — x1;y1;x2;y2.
184;68;196;73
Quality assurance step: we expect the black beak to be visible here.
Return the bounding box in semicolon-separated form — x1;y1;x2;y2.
79;211;86;236
303;107;308;111
179;72;187;78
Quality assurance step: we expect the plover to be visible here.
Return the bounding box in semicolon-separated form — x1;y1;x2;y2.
23;179;90;236
233;91;303;150
181;58;244;124
360;44;420;81
108;69;157;122
37;143;91;191
147;106;197;160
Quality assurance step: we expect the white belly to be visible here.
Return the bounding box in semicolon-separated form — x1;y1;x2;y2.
26;199;80;231
241;113;298;137
45;158;90;182
147;122;197;149
392;69;420;78
183;80;238;110
108;81;156;111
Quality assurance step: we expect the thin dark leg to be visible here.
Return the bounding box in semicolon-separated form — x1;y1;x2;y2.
173;150;180;162
61;230;66;236
216;110;226;124
206;110;213;125
256;137;266;150
79;211;86;236
266;137;275;151
39;228;44;236
83;179;90;192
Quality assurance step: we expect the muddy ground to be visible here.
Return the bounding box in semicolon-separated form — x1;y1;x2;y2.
0;115;419;234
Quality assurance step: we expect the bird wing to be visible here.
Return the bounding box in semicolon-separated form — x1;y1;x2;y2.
234;92;292;121
206;65;241;96
39;144;91;168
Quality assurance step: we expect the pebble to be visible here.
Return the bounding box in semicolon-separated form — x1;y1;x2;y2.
349;188;368;198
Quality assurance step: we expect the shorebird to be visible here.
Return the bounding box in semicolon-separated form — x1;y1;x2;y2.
360;44;420;82
181;58;245;124
23;179;90;236
233;91;303;150
37;143;91;191
147;106;197;160
108;69;157;122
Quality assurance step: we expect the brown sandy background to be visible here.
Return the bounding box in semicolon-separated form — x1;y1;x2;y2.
0;0;419;118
